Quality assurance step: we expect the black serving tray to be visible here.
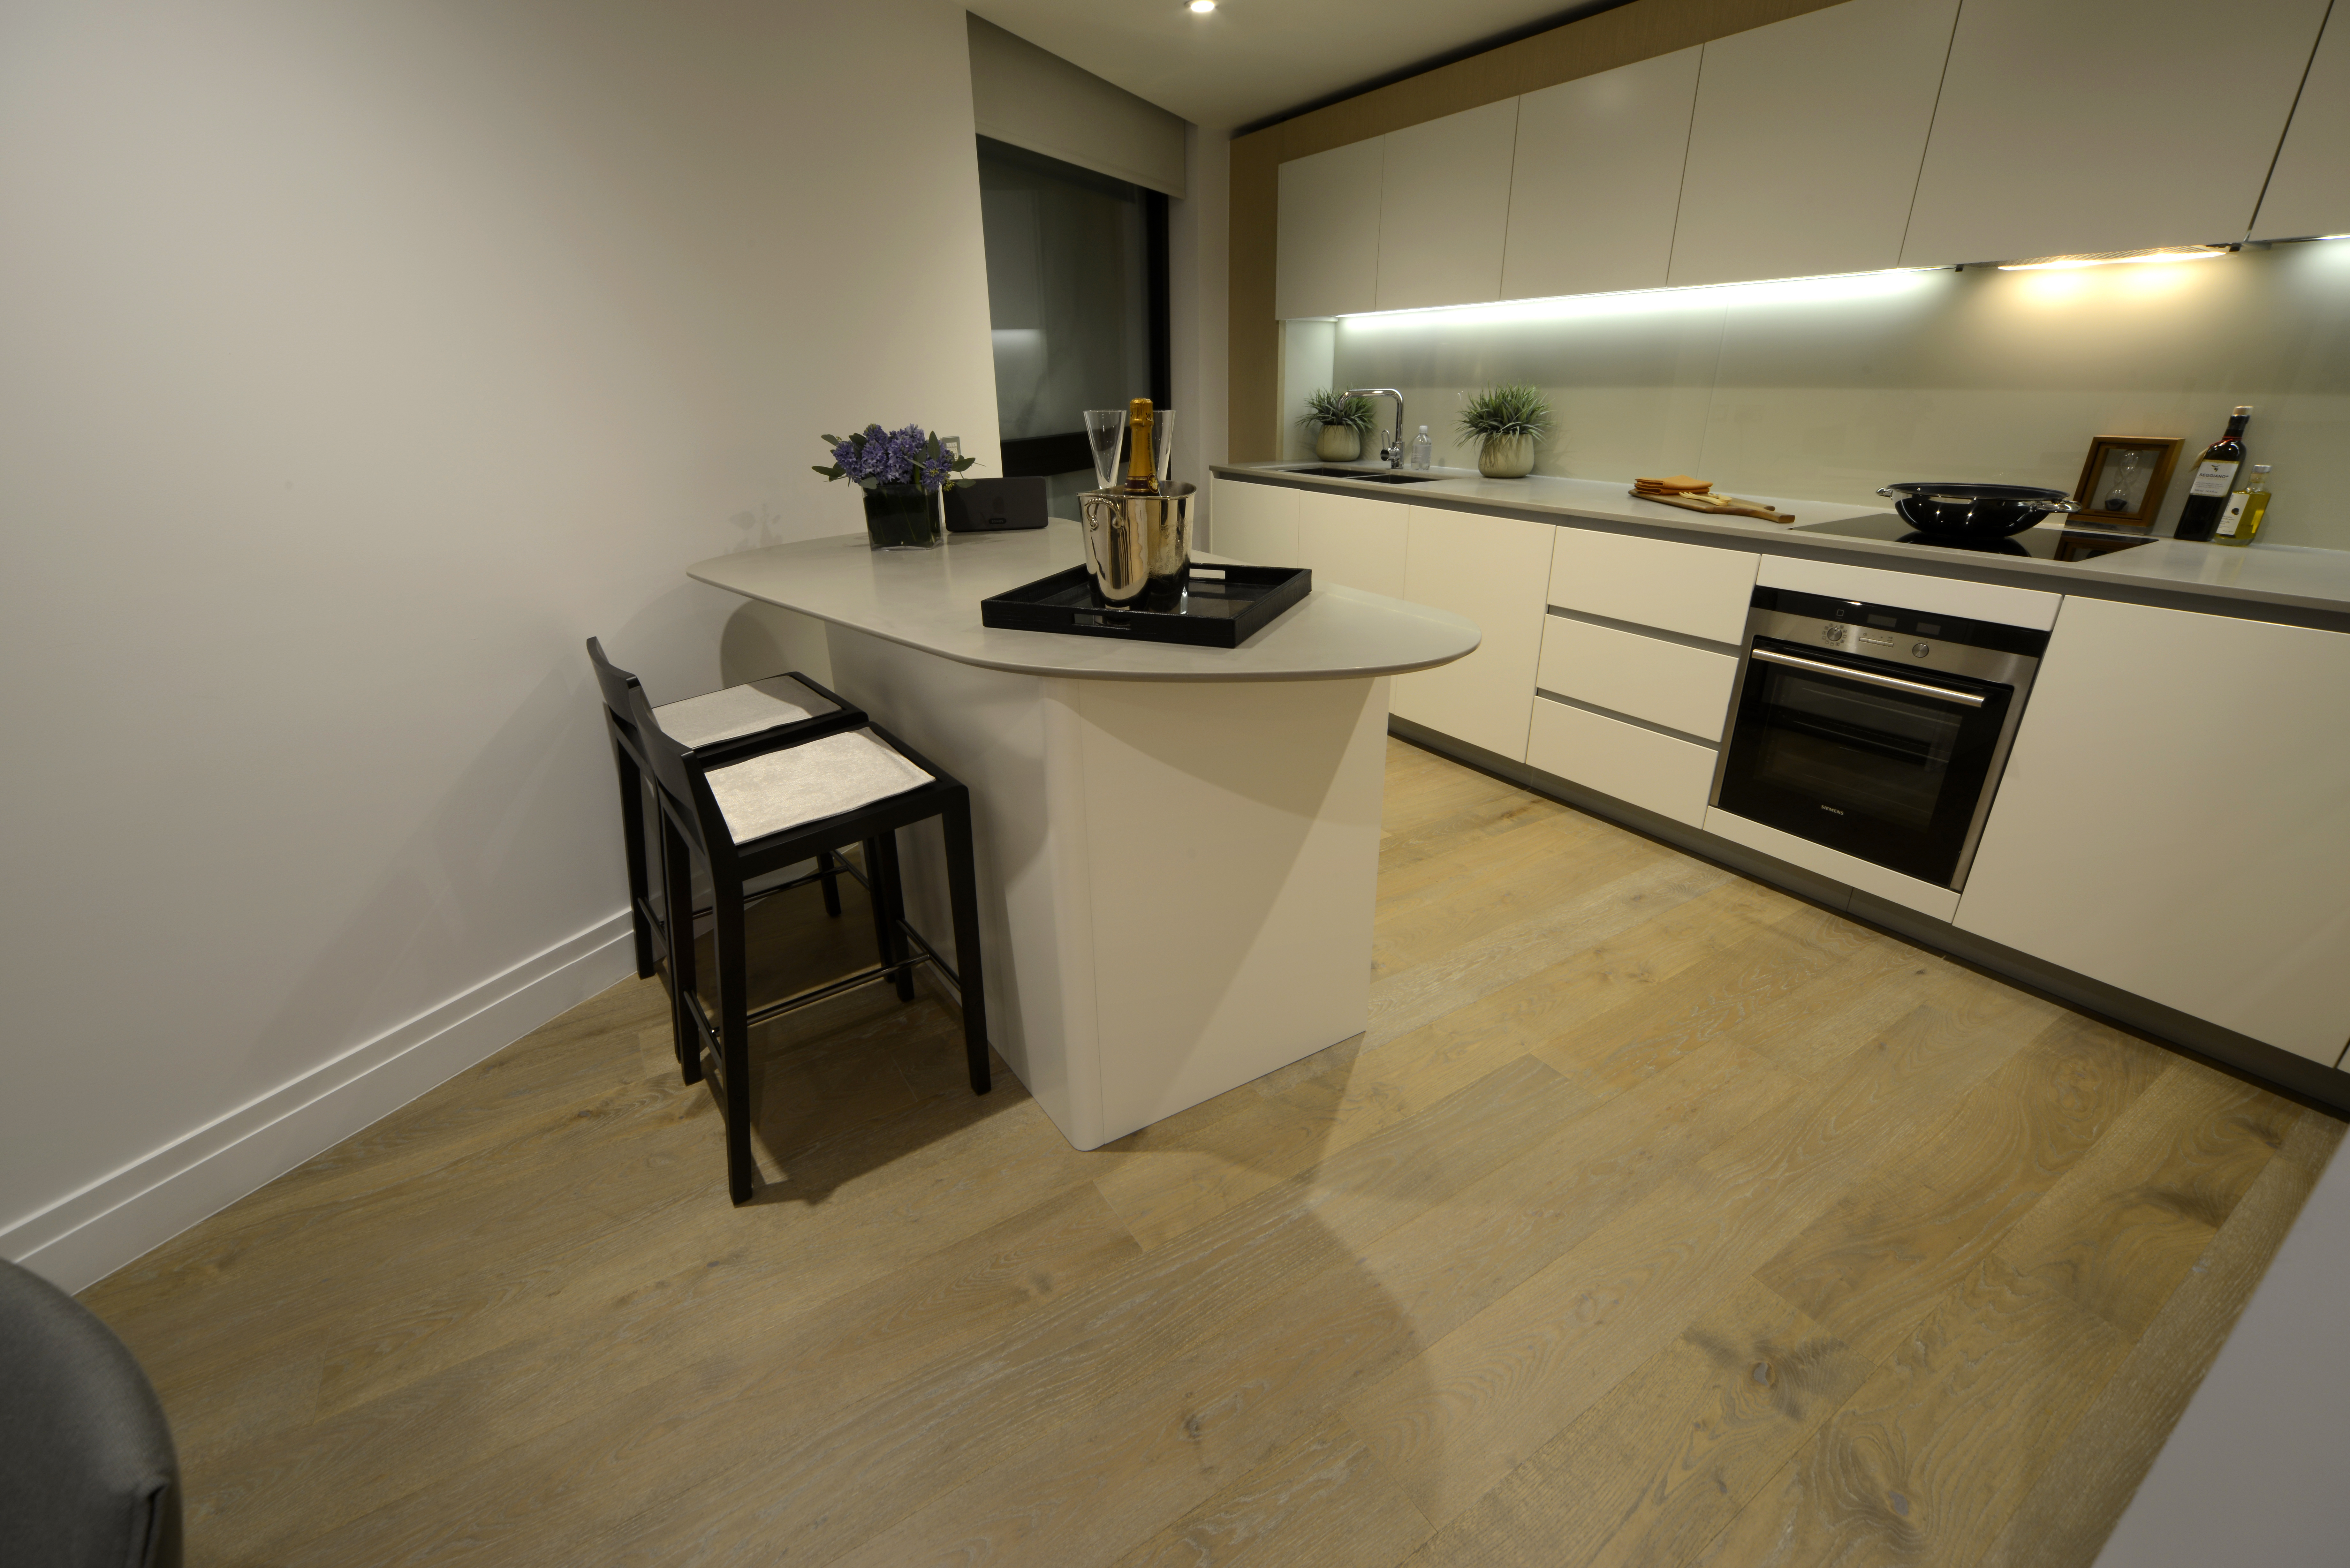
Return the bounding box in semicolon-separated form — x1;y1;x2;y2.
980;563;1312;648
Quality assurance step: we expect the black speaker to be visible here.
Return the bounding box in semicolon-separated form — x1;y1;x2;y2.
944;477;1048;533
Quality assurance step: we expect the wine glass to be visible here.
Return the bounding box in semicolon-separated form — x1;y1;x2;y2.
1084;410;1124;492
1152;408;1177;488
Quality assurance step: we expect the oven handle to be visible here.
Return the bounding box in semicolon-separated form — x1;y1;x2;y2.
1750;646;1987;708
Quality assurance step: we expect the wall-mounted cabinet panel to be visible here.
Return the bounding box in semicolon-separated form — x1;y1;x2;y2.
1957;599;2350;1064
1536;616;1740;741
1297;492;1408;599
1901;0;2332;267
1392;506;1554;760
1548;527;1758;645
2252;9;2350;240
1502;49;1700;300
1207;477;1300;564
1669;0;1959;288
1275;139;1383;320
1375;99;1520;313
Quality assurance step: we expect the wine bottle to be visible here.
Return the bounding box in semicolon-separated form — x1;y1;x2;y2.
1124;398;1158;495
2214;465;2271;547
2174;405;2252;541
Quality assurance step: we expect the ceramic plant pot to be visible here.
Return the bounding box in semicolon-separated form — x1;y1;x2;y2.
1477;433;1535;479
1315;424;1363;462
862;482;944;550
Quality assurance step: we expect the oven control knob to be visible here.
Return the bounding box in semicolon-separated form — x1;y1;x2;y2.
1912;642;1931;657
1821;624;1847;644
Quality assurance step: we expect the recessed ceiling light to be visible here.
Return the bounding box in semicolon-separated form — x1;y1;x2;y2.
1189;1;1216;12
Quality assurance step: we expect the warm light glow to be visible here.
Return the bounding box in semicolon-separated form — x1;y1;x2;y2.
1333;268;1941;330
1997;248;2231;271
1188;1;1216;11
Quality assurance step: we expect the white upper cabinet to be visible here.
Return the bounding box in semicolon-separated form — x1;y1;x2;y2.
1502;49;1700;299
1375;99;1520;312
1668;0;1960;288
1275;138;1383;320
2252;8;2350;240
1901;0;2333;267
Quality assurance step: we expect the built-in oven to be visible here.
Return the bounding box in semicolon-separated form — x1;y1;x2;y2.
1709;586;2048;891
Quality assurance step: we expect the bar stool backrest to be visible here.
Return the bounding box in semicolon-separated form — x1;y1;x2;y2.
623;678;734;874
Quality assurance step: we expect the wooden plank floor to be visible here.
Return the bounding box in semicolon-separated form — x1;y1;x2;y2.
82;738;2342;1568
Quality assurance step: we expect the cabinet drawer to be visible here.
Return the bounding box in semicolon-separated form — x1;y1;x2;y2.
1526;696;1718;828
1548;529;1757;645
1536;617;1739;741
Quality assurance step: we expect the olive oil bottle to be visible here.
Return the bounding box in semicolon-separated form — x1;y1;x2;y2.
2213;465;2271;546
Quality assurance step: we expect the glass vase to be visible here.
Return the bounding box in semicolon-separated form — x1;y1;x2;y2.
862;483;943;550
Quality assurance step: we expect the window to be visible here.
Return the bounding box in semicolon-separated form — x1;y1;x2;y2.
977;136;1168;515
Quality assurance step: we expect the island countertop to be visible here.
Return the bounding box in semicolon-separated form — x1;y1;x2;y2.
688;519;1481;682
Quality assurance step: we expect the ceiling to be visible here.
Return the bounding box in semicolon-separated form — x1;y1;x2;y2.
967;2;1618;132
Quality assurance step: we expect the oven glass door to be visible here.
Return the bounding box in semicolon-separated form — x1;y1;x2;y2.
1715;638;2015;887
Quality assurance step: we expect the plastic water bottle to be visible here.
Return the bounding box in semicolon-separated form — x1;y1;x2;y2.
1409;425;1432;470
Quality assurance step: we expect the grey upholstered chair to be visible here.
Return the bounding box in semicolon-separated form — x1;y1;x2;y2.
0;1259;182;1568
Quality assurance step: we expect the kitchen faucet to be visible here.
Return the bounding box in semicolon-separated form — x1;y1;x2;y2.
1346;388;1406;468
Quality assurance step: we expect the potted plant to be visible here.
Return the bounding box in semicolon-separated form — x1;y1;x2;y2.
815;423;975;550
1299;388;1376;463
1456;385;1551;479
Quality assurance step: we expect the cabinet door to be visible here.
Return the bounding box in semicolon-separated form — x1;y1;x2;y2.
1956;599;2350;1065
1297;492;1408;599
1502;49;1699;300
1375;99;1519;312
1276;138;1383;320
1391;507;1555;760
2252;8;2350;240
1901;0;2332;267
1548;528;1758;645
1206;477;1300;565
1668;0;1958;288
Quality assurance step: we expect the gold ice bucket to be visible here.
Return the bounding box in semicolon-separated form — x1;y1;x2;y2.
1079;484;1194;609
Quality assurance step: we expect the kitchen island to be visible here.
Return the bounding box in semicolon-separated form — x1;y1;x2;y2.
688;521;1479;1150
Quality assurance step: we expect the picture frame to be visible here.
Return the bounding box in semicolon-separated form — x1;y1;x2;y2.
2071;436;2182;528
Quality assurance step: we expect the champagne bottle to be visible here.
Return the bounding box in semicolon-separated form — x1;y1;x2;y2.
2174;406;2251;541
1124;398;1158;495
2214;465;2271;547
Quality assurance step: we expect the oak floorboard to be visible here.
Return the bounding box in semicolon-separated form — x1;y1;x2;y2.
1974;1111;2347;1568
69;738;2342;1568
1694;1258;2134;1568
1409;1277;1874;1568
1755;1009;2174;1363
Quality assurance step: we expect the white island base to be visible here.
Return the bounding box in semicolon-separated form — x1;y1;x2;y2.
832;625;1387;1150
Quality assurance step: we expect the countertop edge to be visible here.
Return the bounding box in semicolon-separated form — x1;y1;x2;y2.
685;557;1481;683
1210;465;2350;630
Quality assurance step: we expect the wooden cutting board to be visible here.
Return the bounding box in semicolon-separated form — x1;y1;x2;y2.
1630;487;1796;525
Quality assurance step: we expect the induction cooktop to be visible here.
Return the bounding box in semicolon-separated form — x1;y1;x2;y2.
1798;512;2159;561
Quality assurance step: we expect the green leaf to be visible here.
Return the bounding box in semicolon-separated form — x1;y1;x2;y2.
820;433;842;445
813;464;844;479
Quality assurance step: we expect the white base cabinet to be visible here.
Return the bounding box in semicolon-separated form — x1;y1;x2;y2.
1207;476;1300;566
1957;598;2350;1066
1297;491;1408;599
1391;506;1554;761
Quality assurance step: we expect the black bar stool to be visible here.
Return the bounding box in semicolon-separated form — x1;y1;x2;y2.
622;672;990;1204
587;640;867;1076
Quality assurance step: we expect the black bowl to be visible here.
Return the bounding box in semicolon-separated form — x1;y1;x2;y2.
1876;482;2079;539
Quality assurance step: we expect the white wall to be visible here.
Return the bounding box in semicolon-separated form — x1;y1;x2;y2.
1331;242;2350;549
0;0;1001;1290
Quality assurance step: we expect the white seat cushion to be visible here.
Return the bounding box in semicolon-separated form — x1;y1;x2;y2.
653;675;841;749
704;729;932;844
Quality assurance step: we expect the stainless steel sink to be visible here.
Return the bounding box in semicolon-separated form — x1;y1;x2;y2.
1287;466;1440;484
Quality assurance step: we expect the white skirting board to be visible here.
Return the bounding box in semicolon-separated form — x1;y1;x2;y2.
2;913;637;1294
